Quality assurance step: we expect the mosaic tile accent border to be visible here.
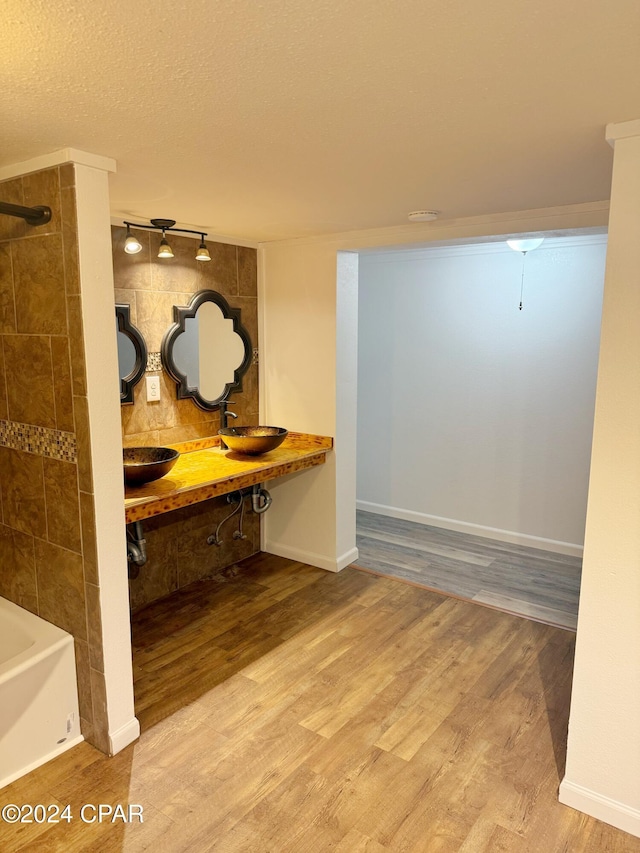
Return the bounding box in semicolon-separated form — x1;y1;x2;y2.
146;352;162;372
0;420;77;462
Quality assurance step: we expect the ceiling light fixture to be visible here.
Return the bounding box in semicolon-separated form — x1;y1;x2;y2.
506;237;545;310
408;210;439;222
122;218;211;262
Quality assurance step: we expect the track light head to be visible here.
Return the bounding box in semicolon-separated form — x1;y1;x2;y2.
124;225;143;254
196;236;211;262
157;234;174;259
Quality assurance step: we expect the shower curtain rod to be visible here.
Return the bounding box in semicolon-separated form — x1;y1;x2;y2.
0;201;52;226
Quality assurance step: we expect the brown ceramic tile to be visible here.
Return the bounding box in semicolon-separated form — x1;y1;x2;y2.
74;395;93;492
0;338;8;422
0;244;16;332
170;396;218;429
79;717;96;744
67;293;87;396
80;491;99;585
231;296;258;349
237;246;258;297
157;423;219;445
0;178;26;241
0;447;47;538
85;582;104;672
61;186;80;295
51;336;75;432
59;163;75;189
176;507;257;588
0;524;37;613
148;233;200;293
135;289;186;352
74;638;93;726
23;167;62;236
89;668;110;753
122;430;161;448
228;363;259;423
35;537;87;640
111;225;152;290
121;378;156;436
43;456;82;553
128;522;178;612
196;241;238;298
4;334;56;429
114;289;136;322
12;234;67;335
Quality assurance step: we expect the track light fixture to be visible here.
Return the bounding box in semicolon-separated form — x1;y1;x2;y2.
122;218;211;262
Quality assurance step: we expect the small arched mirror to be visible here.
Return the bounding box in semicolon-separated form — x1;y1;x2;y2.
161;290;252;411
116;304;147;404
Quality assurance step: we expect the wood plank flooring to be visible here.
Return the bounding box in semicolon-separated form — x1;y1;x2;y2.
355;511;582;630
2;554;637;851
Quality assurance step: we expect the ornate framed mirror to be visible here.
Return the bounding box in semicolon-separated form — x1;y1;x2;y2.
161;289;252;411
116;304;147;404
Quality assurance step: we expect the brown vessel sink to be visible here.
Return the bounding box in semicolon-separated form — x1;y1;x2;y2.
219;426;288;455
123;447;180;486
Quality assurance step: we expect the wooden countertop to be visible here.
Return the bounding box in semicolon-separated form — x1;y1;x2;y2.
124;432;332;523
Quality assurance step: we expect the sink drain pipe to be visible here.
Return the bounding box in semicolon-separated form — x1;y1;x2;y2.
126;521;147;579
251;484;272;514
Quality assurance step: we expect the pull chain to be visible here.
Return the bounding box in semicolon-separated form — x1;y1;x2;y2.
519;251;527;311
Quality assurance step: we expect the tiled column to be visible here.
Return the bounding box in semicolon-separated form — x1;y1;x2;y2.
0;151;138;755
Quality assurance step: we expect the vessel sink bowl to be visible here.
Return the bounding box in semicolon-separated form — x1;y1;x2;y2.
123;447;180;486
219;426;288;455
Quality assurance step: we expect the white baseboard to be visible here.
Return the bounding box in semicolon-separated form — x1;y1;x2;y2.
109;717;140;756
560;779;640;838
264;542;358;573
356;500;583;558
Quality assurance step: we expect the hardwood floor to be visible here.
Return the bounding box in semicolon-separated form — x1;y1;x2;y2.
355;511;582;630
2;554;637;852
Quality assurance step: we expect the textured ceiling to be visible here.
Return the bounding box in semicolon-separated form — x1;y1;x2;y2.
3;0;639;242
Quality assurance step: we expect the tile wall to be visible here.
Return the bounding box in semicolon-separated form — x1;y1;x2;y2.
112;226;260;610
0;166;109;752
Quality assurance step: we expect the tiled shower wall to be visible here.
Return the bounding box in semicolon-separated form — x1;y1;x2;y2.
112;226;261;610
0;166;109;752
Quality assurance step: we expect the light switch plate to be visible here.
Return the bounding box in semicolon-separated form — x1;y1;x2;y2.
146;375;161;402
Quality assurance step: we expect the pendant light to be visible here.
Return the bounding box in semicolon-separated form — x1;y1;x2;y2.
506;237;545;310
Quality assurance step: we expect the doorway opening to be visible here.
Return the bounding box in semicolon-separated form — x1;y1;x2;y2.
352;233;607;630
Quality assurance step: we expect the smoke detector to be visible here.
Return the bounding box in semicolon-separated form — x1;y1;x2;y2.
408;210;439;222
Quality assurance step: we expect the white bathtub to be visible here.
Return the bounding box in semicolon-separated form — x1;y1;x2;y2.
0;596;83;789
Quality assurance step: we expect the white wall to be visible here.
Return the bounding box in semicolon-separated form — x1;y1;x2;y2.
357;237;606;552
560;120;640;837
259;201;607;572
